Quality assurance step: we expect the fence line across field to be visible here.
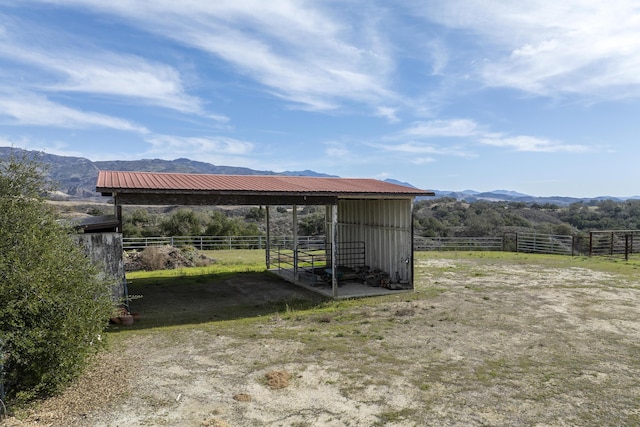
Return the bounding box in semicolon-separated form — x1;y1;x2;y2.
124;235;508;252
122;235;325;250
123;231;640;259
413;236;504;252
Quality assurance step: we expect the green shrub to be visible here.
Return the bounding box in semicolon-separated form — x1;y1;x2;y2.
0;152;114;403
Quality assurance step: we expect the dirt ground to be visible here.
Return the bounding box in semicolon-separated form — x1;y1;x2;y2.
5;254;640;426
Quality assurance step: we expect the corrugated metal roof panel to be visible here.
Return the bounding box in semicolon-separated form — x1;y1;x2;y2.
96;170;434;196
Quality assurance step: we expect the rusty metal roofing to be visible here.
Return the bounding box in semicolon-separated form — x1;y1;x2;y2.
96;170;433;196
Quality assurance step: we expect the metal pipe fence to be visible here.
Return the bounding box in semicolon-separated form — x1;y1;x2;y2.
124;231;640;259
123;235;324;251
515;232;575;256
414;236;503;251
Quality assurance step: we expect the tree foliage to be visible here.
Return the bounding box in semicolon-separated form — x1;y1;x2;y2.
0;153;113;403
123;207;264;238
160;208;203;236
298;212;325;236
121;197;640;241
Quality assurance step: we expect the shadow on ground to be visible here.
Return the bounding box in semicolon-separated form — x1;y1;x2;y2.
109;270;328;331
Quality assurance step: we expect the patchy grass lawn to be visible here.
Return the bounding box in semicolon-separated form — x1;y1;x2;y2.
6;251;640;426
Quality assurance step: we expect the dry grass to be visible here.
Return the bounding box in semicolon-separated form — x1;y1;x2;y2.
6;251;640;426
3;341;138;426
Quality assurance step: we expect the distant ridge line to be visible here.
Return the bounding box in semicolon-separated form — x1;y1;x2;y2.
1;146;638;204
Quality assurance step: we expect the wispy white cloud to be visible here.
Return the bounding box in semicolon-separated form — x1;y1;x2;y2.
479;135;590;153
375;106;400;123
50;55;210;116
419;0;640;99
27;0;396;112
411;157;436;165
377;141;474;159
426;39;449;75
143;134;254;163
324;143;351;158
0;89;149;132
383;142;451;155
0;13;228;120
401;119;480;138
390;118;590;154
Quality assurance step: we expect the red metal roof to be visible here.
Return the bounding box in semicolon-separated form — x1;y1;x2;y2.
96;170;433;196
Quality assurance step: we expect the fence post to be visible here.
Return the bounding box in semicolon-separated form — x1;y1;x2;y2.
610;232;614;256
625;234;630;261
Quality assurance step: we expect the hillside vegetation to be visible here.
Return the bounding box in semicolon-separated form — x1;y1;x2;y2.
413;198;640;237
64;198;640;240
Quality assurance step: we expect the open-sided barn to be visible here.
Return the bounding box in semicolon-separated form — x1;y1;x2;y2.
96;170;434;298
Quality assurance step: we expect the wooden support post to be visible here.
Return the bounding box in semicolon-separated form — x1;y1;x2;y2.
331;203;338;298
293;204;298;282
610;232;614;256
116;204;123;234
625;234;630;261
409;199;415;289
265;206;271;269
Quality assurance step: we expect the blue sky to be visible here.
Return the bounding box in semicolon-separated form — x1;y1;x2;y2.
1;1;639;198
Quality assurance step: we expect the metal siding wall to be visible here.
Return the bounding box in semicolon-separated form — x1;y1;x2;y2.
337;199;412;282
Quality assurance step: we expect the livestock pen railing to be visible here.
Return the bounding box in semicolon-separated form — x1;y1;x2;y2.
269;240;365;283
514;232;575;256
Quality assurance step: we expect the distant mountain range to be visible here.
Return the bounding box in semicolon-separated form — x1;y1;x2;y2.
382;178;639;205
1;147;637;206
0;147;336;199
427;189;640;206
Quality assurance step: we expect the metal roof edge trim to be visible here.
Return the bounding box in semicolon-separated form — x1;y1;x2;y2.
96;170;435;196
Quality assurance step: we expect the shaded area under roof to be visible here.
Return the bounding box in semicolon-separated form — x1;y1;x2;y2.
96;170;434;205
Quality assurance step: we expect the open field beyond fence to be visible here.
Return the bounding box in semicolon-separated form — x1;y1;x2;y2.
6;251;640;426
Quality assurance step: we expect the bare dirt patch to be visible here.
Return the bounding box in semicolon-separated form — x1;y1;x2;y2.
6;254;640;426
232;393;252;403
265;371;291;390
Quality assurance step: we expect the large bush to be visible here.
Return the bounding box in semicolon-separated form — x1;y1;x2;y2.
0;153;114;402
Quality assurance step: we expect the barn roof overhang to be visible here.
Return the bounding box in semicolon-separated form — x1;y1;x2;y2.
96;170;435;206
